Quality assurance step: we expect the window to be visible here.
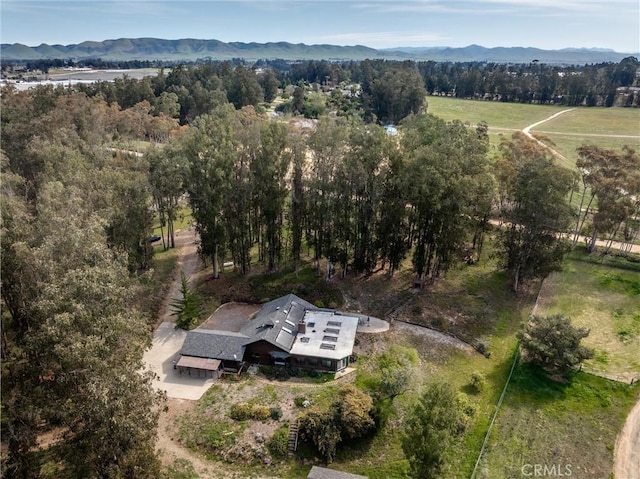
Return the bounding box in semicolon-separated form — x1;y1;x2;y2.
307;358;318;365
321;359;332;368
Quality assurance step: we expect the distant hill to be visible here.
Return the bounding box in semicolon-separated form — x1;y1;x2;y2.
1;38;637;63
381;44;638;64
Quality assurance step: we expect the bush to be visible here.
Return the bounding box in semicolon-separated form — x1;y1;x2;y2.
294;396;309;408
269;407;283;421
469;372;486;393
229;403;271;421
266;426;289;458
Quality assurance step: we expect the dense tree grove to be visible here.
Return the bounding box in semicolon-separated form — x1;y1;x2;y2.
1;87;165;477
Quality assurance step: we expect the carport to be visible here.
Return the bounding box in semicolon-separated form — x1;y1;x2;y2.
176;356;221;379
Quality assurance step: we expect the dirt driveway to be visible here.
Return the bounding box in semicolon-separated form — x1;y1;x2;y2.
143;227;218;400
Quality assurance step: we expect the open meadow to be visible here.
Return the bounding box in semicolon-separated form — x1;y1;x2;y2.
426;96;640;170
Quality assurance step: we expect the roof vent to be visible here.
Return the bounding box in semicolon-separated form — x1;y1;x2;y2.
300;337;310;343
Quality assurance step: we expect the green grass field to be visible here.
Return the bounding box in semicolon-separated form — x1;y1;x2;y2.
534;255;640;382
427;96;640;170
481;365;640;479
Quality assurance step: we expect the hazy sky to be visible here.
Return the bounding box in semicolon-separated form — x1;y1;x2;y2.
2;0;639;52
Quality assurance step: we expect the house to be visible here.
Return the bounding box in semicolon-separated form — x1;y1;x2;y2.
307;465;368;479
177;294;360;377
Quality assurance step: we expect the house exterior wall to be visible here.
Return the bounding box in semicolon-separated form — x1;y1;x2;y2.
244;340;285;364
243;341;350;372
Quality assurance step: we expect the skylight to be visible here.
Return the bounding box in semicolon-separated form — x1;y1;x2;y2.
327;321;342;327
320;343;336;350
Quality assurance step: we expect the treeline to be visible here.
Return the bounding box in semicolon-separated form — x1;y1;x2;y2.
283;57;640;107
57;55;640;112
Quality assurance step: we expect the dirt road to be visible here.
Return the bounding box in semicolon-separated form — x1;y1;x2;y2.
614;397;640;479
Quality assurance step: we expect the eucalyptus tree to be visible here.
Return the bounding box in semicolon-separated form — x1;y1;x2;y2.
306;117;349;277
376;144;410;277
2;179;163;478
289;132;306;272
181;107;236;278
574;144;640;254
401;114;492;285
147;145;186;250
251;120;292;271
497;133;573;291
225;107;259;275
344;121;389;274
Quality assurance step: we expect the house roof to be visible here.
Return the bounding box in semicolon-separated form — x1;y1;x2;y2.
240;294;318;352
289;310;359;360
176;356;221;371
181;329;249;362
307;466;368;479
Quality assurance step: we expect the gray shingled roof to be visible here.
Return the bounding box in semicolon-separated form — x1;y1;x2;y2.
181;329;249;361
240;294;318;352
307;466;368;479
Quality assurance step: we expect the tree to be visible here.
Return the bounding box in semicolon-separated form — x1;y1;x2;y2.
171;271;204;330
300;385;375;463
574;145;640;254
497;134;573;291
1;181;164;477
518;314;594;375
402;383;466;479
260;68;279;103
182;108;234;278
147;145;186;251
402;114;492;285
370;66;427;124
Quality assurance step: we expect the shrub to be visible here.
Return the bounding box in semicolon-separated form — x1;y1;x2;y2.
469;372;486;393
266;426;289;458
229;403;270;421
269;407;283;421
294;396;308;408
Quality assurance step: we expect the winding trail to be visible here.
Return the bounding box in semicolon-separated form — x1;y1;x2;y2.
521;108;576;163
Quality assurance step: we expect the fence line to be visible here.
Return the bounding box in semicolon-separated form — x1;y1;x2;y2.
470;343;520;479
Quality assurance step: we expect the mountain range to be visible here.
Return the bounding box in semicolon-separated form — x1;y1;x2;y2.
1;38;637;64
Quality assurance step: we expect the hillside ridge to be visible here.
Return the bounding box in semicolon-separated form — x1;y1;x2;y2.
2;38;637;63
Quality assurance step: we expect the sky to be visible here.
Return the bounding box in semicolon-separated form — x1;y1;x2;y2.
1;0;639;53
